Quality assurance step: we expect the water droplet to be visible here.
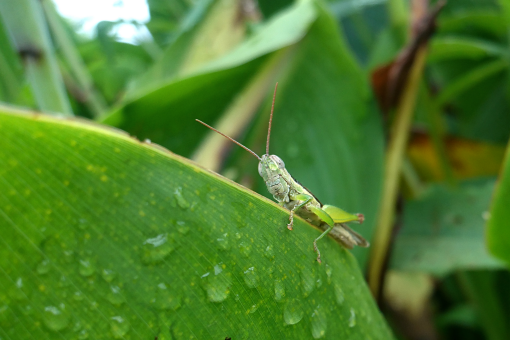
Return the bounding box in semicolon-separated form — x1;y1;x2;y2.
239;242;251;257
10;277;27;301
110;316;130;339
43;305;69;332
201;271;231;303
249;304;258;314
216;233;230;251
300;267;316;297
264;245;275;260
325;264;332;284
243;267;258;288
78;259;95;277
21;304;33;316
174;187;190;209
63;250;74;263
53;279;67;293
101;269;116;282
73;291;84;301
78;218;88;230
274;280;285;302
144;138;151;144
106;286;125;306
36;259;51;275
333;283;344;305
142;233;175;264
155;283;182;310
176;221;190;235
77;329;89;339
348;308;356;327
284;298;304;325
214;263;223;275
310;305;327;339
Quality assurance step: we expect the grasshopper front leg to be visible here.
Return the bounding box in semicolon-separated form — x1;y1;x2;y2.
286;194;313;230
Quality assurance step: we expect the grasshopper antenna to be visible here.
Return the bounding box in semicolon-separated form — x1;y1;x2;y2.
196;119;262;161
266;82;278;155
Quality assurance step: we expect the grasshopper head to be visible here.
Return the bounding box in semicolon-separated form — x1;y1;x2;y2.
258;154;285;178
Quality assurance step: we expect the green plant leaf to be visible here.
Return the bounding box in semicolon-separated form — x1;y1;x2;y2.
101;0;317;156
390;179;504;276
487;144;510;266
428;37;508;62
0;0;72;115
0;107;394;339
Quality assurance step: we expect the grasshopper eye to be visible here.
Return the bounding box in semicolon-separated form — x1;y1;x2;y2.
258;162;264;176
271;155;285;169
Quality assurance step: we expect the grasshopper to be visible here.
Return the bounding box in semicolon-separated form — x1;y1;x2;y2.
196;83;368;263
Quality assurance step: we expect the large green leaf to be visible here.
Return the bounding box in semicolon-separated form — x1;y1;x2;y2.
101;0;317;157
0;107;394;339
487;145;510;266
391;179;504;276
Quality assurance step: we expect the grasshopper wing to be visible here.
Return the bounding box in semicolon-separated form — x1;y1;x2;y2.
331;223;370;248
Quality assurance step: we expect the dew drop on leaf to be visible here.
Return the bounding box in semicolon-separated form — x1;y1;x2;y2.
216;233;230;251
201;271;231;303
110;316;130;339
264;244;275;260
176;220;190;234
300;267;316;298
334;282;345;305
349;308;356;327
101;269;116;283
283;298;304;325
43;305;70;332
274;280;285;302
77;329;89;339
10;278;28;301
325;264;332;284
243;267;258;288
78;259;95;277
141;233;175;264
174;187;190;209
36;259;51;275
310;304;327;339
155;283;182;310
106;286;125;306
73;291;84;301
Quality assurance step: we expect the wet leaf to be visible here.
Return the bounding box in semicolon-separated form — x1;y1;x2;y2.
0;106;394;339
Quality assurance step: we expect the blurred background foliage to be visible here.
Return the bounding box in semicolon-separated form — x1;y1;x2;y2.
1;0;510;339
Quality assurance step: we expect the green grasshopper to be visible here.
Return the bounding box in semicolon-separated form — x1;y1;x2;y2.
196;83;368;263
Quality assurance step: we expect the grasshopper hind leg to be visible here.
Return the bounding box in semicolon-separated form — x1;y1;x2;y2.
313;225;334;264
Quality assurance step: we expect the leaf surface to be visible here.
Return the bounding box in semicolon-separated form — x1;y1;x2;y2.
0;107;393;339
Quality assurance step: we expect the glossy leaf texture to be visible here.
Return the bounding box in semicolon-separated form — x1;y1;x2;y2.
0;107;394;339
